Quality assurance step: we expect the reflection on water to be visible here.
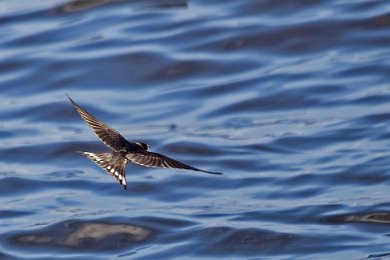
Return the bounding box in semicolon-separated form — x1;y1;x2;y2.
59;0;188;13
11;220;152;250
59;0;118;13
325;212;390;224
0;0;389;258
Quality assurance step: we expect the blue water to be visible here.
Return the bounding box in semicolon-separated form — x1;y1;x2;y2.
1;0;389;259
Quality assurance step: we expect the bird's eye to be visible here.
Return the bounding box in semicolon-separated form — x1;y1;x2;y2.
135;142;149;150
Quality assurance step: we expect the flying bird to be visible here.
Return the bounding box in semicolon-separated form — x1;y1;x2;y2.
67;95;222;190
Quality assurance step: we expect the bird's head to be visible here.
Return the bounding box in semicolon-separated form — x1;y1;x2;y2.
135;142;149;150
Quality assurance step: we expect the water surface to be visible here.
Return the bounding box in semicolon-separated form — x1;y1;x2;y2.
0;0;389;259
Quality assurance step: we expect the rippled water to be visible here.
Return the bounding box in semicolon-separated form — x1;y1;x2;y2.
1;0;389;259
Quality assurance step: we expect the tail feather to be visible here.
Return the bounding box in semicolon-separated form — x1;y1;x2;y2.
79;151;128;190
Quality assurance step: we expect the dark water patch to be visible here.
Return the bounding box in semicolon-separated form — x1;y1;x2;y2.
6;219;153;252
0;141;91;165
275;173;329;187
214;158;271;172
56;0;188;14
126;181;186;201
335;61;390;79
0;176;127;197
205;88;321;118
0;210;34;219
0;177;48;196
1;61;83;97
193;75;267;99
0;128;39;140
176;226;363;257
56;0;119;13
353;112;390;125
162;141;223;156
149;58;255;85
0;251;14;260
247;143;290;154
261;186;322;200
353;94;390;106
2;102;72;122
230;203;346;225
332;212;390;224
1;177;61;196
322;212;390;235
329;157;390;186
275;155;389;188
2;97;123;133
271;125;374;152
0;2;56;23
0;59;31;77
238;0;328;15
131;216;196;231
159;174;274;194
368;252;390;259
66;52;174;89
199;227;297;255
214;1;388;54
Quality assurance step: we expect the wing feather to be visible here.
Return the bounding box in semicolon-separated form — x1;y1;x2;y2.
80;152;128;189
68;95;128;151
127;151;222;175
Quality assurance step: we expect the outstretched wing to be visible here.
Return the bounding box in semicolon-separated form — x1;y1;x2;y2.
126;151;222;175
68;94;128;151
80;152;128;189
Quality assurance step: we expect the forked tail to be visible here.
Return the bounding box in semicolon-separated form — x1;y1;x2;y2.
78;151;128;190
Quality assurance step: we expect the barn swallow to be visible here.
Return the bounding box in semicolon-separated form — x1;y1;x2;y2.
67;94;222;190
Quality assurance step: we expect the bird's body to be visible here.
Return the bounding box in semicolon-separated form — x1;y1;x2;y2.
67;95;221;190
